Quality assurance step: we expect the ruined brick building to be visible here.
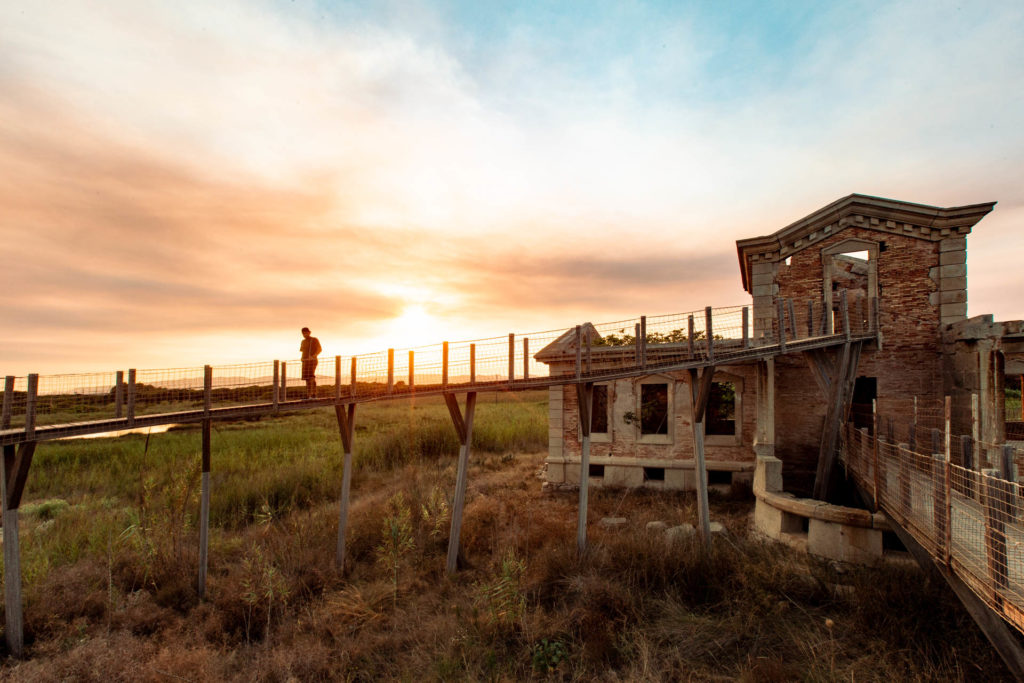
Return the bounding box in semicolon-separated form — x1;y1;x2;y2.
538;194;1023;500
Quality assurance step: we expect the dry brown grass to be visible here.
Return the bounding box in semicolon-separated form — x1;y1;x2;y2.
2;448;1013;681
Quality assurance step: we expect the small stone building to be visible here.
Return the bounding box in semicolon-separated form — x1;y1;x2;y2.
538;194;1012;497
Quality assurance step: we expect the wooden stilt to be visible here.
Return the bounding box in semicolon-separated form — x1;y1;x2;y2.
272;361;280;410
813;341;863;501
688;367;715;549
281;362;287;402
576;383;593;554
445;392;477;573
198;366;212;598
335;402;356;568
705;307;714;363
335;356;342;400
350;357;357;398
127;369;136;427
508;334;515;387
115;370;124;419
688;314;695;358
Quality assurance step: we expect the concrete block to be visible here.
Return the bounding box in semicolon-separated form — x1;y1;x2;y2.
751;273;775;286
939;250;966;266
604;465;643;488
664;467;695;491
938;290;967;305
807;518;883;564
546;460;566;483
752;284;774;297
941;302;968;317
939;276;967;291
709;521;727;535
666;524;696;544
754;499;784;539
939;237;966;252
939;264;966;278
754;455;783;494
646;521;667;532
751;262;775;275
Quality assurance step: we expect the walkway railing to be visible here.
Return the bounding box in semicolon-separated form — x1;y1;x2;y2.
2;293;876;445
840;404;1024;635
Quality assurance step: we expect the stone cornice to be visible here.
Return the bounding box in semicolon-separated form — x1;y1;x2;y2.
736;194;996;292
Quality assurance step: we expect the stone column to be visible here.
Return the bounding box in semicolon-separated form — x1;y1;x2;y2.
933;237;967;326
754;358;776;458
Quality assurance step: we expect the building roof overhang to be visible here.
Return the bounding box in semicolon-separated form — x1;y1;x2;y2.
735;193;996;293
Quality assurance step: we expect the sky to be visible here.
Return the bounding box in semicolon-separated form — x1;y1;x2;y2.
2;0;1023;375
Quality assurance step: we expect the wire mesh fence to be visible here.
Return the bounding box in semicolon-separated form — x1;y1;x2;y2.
3;298;877;441
840;409;1024;635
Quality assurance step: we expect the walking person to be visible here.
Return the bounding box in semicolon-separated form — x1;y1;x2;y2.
300;327;322;399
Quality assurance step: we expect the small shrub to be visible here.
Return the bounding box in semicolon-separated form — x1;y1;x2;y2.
376;492;415;606
531;638;568;673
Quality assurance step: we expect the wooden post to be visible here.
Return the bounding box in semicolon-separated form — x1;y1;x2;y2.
688;315;695;358
350;357;357;398
24;374;37;440
898;444;912;518
932;452;948;565
272;361;279;410
742;307;750;349
387;348;395;395
335;356;341;400
872;399;880;510
2;374;29;658
640;316;647;369
962;435;975;498
807;300;814;338
634;323;641;367
281;362;287;402
776;299;786;352
524;338;530;381
576;383;593;555
508;334;515;387
705;307;714;363
126;369;136;427
972;393;980;445
840;289;851;341
335;402;356;568
446;392;477;573
470;344;476;384
983;468;1010;593
115;370;124;419
945;396;952;461
787;299;796;340
689;367;714;549
575;326;582;381
909;424;917;454
198;365;212;598
585;329;592;375
442;342;449;389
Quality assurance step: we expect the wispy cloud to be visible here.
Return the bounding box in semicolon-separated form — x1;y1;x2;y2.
1;0;1022;372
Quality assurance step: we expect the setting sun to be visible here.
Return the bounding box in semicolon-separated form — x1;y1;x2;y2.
387;304;448;346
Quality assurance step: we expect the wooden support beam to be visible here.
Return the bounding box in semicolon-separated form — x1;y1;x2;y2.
1;441;31;658
446;392;477;573
335;402;356;569
742;307;749;349
576;382;593;555
803;349;833;398
688;367;715;549
199;366;212;598
813;341;862;500
444;393;467;444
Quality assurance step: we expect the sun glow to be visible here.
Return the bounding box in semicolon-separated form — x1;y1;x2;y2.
387;304;448;346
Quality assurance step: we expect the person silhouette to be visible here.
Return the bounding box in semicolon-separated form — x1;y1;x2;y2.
300;327;322;399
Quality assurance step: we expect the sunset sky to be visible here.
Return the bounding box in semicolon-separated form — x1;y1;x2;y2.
3;0;1023;375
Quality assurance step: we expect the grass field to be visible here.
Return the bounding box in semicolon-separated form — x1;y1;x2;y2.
0;390;1012;680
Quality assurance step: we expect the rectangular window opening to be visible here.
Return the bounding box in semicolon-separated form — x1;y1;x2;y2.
589;464;605;478
707;470;732;486
706;381;736;436
643;466;665;482
640;383;669;436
